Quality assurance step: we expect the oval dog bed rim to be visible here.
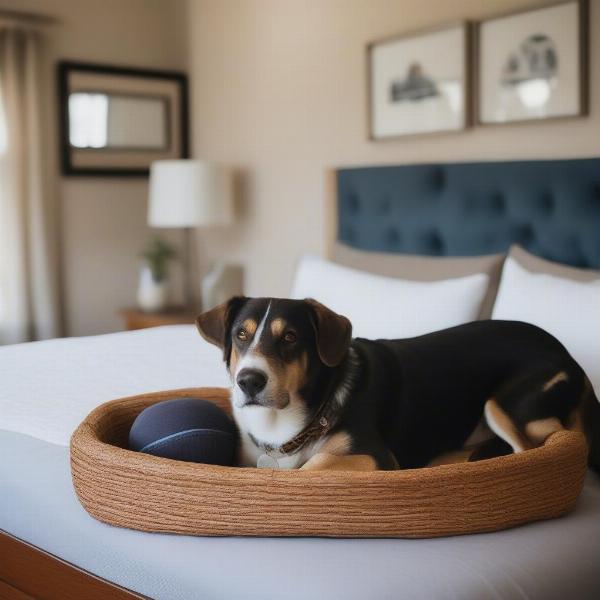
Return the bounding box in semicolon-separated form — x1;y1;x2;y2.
70;387;588;538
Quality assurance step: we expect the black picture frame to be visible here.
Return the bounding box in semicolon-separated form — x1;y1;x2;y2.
366;21;471;141
58;61;189;177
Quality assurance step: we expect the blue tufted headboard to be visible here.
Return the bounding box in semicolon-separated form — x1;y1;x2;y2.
336;158;600;269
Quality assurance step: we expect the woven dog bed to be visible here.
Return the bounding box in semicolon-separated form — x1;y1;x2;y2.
70;387;588;538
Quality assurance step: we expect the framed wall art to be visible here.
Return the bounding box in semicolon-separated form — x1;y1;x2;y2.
368;23;470;139
58;61;189;176
477;0;588;125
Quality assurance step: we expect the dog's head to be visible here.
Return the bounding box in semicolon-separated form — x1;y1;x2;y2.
196;297;352;410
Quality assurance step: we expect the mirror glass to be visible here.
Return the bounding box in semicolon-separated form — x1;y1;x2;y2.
68;93;168;150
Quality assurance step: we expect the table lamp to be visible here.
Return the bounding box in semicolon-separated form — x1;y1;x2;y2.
148;160;233;309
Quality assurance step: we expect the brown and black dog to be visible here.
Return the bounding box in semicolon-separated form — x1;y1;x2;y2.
196;297;600;471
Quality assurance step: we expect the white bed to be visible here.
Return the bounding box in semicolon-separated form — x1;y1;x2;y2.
4;157;600;598
2;324;600;600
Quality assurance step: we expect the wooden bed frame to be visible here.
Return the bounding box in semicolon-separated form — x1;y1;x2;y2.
0;530;143;600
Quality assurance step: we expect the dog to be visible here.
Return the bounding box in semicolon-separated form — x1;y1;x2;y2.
196;296;600;471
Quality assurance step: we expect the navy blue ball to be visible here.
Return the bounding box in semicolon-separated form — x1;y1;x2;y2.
129;398;238;466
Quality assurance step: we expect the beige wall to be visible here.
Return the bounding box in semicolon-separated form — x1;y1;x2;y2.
1;0;597;335
188;0;600;298
0;0;188;335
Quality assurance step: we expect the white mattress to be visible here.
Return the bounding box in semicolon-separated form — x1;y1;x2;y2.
2;325;600;599
2;429;600;600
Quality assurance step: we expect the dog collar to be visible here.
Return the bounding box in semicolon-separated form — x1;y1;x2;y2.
248;397;337;459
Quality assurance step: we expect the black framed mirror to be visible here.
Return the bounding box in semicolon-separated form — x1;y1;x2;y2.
58;61;189;176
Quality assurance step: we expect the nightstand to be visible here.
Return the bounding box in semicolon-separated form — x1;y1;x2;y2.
120;307;197;331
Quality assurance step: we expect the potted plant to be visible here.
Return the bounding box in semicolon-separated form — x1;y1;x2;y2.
137;237;176;312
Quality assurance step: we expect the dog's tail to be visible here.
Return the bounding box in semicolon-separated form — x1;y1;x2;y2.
583;377;600;475
586;380;600;474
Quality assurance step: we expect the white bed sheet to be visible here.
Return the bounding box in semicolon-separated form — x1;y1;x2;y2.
0;325;229;446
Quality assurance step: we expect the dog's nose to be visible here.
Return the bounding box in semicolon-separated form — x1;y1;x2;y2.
237;368;268;397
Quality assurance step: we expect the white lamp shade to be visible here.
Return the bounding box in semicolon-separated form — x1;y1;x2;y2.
148;160;234;228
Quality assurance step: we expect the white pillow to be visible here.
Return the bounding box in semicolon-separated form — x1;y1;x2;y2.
492;256;600;394
291;255;489;339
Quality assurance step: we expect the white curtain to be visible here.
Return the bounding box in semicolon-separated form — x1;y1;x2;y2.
0;25;60;344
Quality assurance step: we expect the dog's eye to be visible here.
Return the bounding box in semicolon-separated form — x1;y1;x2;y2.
283;331;297;344
237;328;248;341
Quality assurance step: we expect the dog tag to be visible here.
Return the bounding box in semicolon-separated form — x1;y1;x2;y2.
257;454;279;469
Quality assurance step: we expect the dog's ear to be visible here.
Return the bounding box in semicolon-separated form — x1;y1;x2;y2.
306;298;352;367
196;296;248;361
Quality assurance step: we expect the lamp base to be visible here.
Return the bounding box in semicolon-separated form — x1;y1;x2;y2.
182;227;197;311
